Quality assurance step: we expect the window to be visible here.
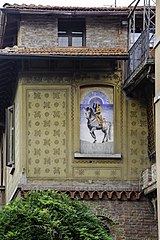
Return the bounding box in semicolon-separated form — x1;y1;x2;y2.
6;105;15;170
58;19;85;47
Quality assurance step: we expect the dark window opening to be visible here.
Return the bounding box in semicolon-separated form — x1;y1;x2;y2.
1;14;19;48
58;19;85;47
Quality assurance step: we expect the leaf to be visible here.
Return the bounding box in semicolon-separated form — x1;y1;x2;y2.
0;190;113;240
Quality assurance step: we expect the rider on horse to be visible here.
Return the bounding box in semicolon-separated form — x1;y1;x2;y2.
92;103;103;126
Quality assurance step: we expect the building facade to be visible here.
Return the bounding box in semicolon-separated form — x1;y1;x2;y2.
0;3;158;239
155;0;160;238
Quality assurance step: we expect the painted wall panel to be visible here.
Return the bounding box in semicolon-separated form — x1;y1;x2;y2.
26;87;70;179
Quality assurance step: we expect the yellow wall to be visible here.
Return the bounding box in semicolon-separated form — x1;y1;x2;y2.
5;64;150;200
6;83;23;201
24;85;71;179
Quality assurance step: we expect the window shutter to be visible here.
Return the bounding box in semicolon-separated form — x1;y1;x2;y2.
6;105;15;167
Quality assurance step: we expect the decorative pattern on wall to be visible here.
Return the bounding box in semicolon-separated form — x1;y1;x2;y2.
26;89;67;178
72;167;122;180
21;189;142;201
128;100;149;179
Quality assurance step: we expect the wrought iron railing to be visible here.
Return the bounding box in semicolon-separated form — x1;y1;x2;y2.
126;28;155;81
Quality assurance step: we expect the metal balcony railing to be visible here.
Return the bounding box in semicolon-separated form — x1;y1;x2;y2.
126;29;155;82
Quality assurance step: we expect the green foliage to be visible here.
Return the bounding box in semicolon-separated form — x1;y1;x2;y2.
0;190;113;240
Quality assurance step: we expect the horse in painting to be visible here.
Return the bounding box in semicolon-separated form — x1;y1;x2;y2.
84;107;112;143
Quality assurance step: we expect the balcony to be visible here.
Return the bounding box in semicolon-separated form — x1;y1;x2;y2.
123;29;155;94
141;163;157;195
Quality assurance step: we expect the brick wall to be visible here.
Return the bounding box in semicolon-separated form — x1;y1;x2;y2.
94;197;158;240
19;15;127;49
20;188;158;240
19;15;58;48
86;17;127;48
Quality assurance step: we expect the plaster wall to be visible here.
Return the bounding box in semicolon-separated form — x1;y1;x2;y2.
5;84;23;202
8;67;149;188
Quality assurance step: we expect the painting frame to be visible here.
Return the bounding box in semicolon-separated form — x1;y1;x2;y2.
80;86;114;154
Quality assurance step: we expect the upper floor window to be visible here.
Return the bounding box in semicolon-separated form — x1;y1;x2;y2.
6;105;15;173
58;19;85;47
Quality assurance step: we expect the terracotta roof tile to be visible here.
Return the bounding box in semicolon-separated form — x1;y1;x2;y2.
3;4;154;12
1;46;128;57
3;3;130;12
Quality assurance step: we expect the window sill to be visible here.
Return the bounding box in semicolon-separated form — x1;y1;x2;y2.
74;153;122;159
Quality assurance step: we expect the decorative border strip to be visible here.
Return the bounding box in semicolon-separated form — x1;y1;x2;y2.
21;189;142;201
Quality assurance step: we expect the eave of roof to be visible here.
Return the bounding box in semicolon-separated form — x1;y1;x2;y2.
0;46;128;59
0;4;132;16
3;3;130;11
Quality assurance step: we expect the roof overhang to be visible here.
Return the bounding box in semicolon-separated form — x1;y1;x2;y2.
0;53;128;60
0;4;130;17
0;47;128;60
